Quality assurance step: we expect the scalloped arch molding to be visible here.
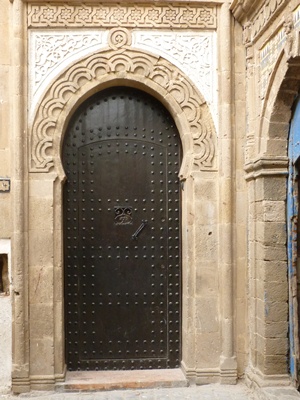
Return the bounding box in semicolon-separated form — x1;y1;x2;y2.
30;34;217;174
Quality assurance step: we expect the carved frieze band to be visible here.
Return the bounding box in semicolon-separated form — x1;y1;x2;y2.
249;0;286;41
259;4;300;99
260;27;286;98
30;44;216;172
28;3;217;29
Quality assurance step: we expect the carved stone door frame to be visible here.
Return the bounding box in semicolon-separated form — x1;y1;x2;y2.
11;1;238;392
26;33;218;387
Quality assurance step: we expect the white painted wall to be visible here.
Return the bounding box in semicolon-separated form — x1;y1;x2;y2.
0;239;12;393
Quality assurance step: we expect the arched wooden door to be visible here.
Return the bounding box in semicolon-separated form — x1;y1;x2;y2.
63;87;181;371
288;97;300;385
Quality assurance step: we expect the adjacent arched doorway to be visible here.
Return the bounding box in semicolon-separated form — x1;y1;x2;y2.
62;87;182;371
288;97;300;386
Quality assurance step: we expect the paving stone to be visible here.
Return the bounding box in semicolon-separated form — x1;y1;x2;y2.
257;387;300;400
0;384;260;400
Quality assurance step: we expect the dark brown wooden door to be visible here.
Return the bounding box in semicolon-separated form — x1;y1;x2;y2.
63;87;181;371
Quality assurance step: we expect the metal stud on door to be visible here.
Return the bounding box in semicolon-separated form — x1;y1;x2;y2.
63;87;181;371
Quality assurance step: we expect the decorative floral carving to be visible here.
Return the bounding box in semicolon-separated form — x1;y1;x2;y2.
130;9;142;21
147;9;159;21
30;49;216;173
113;9;125;21
29;31;105;101
165;9;177;22
29;30;217;127
132;32;217;122
0;179;10;193
60;9;71;20
182;10;194;22
77;8;90;21
28;4;217;29
200;9;213;23
109;28;132;49
42;7;54;20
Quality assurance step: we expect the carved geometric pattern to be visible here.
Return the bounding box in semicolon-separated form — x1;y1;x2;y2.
260;27;286;98
30;48;216;172
27;3;217;29
251;0;285;41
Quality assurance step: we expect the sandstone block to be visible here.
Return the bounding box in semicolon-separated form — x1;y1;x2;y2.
195;296;219;333
28;230;53;268
29;303;53;340
194;331;220;368
30;337;54;376
256;221;286;246
29;265;54;304
29;198;53;231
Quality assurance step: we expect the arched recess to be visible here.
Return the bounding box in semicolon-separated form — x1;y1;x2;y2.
288;96;300;385
29;47;217;176
26;37;219;384
260;58;300;381
246;52;300;385
62;86;183;371
259;53;300;157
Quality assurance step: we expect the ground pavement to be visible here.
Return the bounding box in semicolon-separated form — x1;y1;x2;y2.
1;383;300;400
0;384;256;400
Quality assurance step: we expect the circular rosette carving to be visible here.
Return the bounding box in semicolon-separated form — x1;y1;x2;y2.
108;28;132;50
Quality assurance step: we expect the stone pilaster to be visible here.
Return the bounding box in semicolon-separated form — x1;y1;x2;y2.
245;157;290;387
11;0;30;393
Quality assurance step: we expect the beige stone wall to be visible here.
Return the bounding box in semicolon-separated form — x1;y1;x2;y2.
232;0;300;389
232;18;248;376
0;0;12;393
0;0;251;393
0;0;12;237
0;240;12;393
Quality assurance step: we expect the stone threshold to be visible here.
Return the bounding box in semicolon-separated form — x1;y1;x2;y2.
55;368;188;392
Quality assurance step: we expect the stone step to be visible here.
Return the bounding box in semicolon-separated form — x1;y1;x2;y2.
56;369;188;392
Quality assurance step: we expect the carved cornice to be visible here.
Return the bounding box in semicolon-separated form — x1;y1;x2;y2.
27;3;217;29
30;29;217;173
230;0;262;23
245;156;288;181
232;0;288;43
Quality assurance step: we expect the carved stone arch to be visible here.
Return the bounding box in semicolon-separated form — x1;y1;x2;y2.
29;47;217;177
245;52;300;388
259;52;300;157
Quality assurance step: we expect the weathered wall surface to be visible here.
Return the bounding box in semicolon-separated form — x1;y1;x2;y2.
0;0;12;393
0;0;250;394
231;0;300;390
0;0;11;235
0;240;12;393
232;18;247;376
